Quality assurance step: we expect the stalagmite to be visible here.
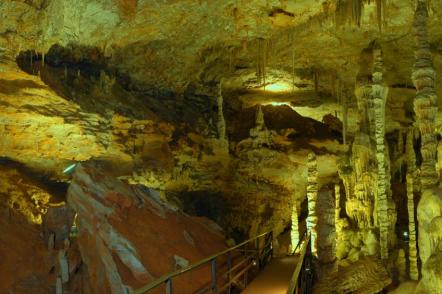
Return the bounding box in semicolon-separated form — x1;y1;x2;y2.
371;45;389;260
412;1;441;271
307;153;319;257
58;249;69;283
412;0;438;188
407;174;419;280
334;183;342;257
250;105;273;148
290;201;300;253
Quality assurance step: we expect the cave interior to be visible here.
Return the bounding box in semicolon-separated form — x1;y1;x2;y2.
1;0;442;293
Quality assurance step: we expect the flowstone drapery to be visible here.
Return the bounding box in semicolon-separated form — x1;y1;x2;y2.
307;153;318;257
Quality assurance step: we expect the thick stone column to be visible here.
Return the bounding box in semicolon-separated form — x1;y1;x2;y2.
412;1;440;269
372;45;389;260
307;153;318;257
412;1;438;188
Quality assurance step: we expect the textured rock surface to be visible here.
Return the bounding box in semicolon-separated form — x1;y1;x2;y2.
313;257;392;294
0;208;53;293
0;164;55;224
67;162;228;293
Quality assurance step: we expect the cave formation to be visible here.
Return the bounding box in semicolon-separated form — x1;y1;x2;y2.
2;0;442;293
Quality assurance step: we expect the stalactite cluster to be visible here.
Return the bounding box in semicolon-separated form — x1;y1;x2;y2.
255;39;273;88
335;0;386;31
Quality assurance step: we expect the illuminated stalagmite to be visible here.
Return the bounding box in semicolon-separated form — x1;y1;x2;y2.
412;0;441;269
407;174;419;280
406;129;419;280
335;184;341;238
290;201;300;253
372;45;390;260
412;1;438;188
307;153;318;257
250;105;273;148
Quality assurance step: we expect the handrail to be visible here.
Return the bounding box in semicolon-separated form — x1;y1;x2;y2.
286;232;311;294
133;231;272;294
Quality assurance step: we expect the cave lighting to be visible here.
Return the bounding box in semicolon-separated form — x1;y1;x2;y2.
263;82;291;92
269;102;290;106
63;163;77;174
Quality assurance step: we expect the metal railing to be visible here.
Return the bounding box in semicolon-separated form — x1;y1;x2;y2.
133;231;273;294
286;232;314;294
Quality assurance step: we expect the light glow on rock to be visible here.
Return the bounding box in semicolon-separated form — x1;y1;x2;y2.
264;82;291;92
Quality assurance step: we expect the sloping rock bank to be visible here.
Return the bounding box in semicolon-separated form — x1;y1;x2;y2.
67;162;228;293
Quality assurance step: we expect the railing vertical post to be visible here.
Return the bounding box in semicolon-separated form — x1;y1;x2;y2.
227;252;232;294
165;278;172;294
211;258;218;293
255;237;260;268
244;268;248;288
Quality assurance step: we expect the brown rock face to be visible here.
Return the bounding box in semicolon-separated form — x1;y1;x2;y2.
0;209;53;293
67;162;227;293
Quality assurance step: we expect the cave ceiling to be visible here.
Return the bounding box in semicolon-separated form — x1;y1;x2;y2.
2;0;442;98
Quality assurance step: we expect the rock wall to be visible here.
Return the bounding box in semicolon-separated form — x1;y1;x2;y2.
67;162;228;293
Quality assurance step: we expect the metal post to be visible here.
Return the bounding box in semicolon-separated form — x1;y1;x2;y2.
255;237;260;268
165;278;172;294
227;252;232;294
211;258;218;293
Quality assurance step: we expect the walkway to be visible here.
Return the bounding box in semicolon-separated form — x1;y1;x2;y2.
242;256;298;294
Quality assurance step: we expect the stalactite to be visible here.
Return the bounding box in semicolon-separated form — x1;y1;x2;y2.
292;50;296;92
217;80;228;148
372;45;389;259
412;0;438;188
263;40;267;90
307;153;319;257
342;86;348;145
255;39;268;88
375;0;383;32
314;70;319;95
335;0;385;31
407;174;419;280
290;201;300;253
406;128;418;180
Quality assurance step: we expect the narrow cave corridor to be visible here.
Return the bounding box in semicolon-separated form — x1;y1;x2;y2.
1;1;442;293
